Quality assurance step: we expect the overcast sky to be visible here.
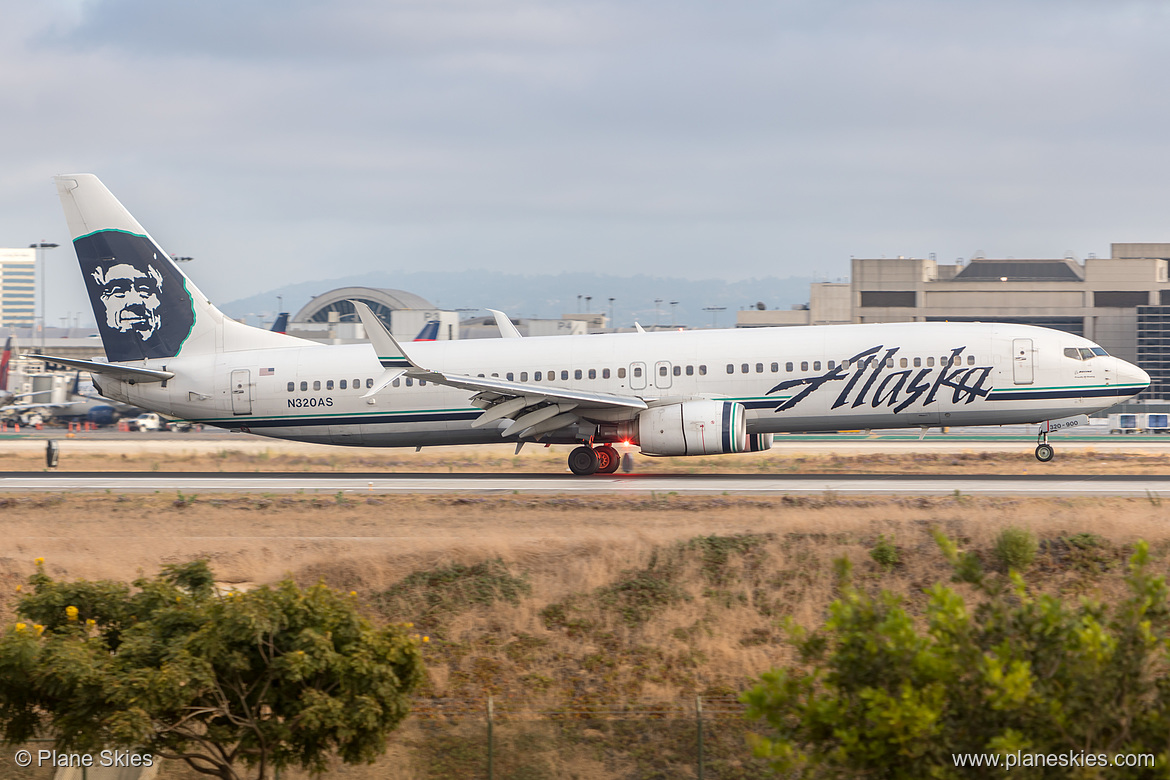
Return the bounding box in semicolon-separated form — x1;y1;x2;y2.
4;0;1170;325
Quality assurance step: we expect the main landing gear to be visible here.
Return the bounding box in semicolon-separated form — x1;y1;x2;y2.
568;444;622;475
1035;429;1055;463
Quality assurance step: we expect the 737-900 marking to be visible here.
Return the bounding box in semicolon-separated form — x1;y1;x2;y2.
768;345;993;414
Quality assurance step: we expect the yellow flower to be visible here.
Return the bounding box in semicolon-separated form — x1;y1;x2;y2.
86;619;96;628
34;557;44;566
422;636;430;643
34;624;44;636
349;591;357;597
65;606;79;621
15;623;26;631
14;585;21;592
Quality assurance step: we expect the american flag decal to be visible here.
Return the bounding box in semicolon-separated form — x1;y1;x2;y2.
260;367;275;376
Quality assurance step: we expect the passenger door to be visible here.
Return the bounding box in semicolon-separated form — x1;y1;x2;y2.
654;361;673;390
231;369;253;415
1012;338;1034;385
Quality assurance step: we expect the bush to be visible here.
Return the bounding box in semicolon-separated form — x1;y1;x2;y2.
993;526;1038;571
868;534;900;570
743;535;1170;778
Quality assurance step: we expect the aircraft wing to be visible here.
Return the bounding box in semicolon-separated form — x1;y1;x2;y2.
350;301;646;438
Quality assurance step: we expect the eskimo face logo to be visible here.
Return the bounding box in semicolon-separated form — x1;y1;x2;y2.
91;262;164;341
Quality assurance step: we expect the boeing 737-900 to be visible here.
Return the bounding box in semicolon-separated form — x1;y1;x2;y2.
36;175;1150;474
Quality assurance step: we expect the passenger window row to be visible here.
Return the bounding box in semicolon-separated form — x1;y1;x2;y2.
287;378;375;392
725;354;979;375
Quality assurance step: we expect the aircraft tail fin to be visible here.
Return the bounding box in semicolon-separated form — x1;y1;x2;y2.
54;174;302;362
0;337;11;392
271;312;289;334
413;320;440;341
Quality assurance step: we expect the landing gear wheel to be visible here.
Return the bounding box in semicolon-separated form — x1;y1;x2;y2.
568;445;599;475
595;445;620;474
1035;443;1055;463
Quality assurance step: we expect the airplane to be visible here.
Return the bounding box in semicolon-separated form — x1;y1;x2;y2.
36;174;1150;475
413;320;440;342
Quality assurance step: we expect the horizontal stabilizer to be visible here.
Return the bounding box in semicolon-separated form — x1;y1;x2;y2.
27;355;174;383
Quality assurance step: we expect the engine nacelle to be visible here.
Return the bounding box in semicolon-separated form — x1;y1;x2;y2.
637;400;747;456
747;433;773;452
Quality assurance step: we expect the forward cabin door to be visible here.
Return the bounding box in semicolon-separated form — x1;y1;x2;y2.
1012;338;1034;385
231;369;253;415
655;361;673;390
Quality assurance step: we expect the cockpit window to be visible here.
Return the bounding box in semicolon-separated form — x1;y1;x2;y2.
1091;347;1108;356
1064;348;1081;360
1079;348;1095;360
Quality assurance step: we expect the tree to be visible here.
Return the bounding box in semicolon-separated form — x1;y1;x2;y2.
0;560;423;780
742;534;1170;778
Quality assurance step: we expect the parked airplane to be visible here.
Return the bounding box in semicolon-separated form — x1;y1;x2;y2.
38;175;1149;474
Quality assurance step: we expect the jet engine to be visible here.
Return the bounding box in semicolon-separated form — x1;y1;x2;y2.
637;400;747;456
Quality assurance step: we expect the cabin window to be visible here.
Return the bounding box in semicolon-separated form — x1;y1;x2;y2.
520;372;528;381
841;360;850;370
786;362;794;372
603;368;611;379
618;367;627;378
535;371;542;381
755;363;763;373
300;381;308;391
420;380;427;386
813;361;822;371
561;370;569;380
353;378;360;388
698;365;707;375
673;365;681;376
741;363;749;373
967;355;975;365
287;382;295;392
899;358;908;368
392;378;400;387
506;372;514;381
548;370;556;381
340;379;348;389
575;369;583;379
659;365;668;376
927;357;935;367
770;362;778;372
477;373;485;378
586;369;594;379
326;380;334;390
492;373;499;378
828;360;836;370
405;378;413;387
313;380;321;391
800;361;808;371
726;364;734;374
366;378;373;388
633;367;642;378
686;365;694;376
913;357;921;368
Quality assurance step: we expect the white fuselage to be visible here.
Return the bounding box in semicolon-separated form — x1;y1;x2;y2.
94;321;1148;449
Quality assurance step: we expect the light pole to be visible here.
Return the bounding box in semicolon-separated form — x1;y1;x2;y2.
670;301;679;328
29;242;59;352
654;298;663;328
608;297;615;329
702;306;726;328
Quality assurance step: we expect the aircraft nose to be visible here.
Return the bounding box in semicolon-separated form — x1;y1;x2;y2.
1117;358;1150;394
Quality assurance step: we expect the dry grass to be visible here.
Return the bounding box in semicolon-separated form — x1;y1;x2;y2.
3;438;1170;473
3;492;1168;779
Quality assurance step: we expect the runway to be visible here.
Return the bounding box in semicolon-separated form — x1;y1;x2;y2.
6;471;1170;496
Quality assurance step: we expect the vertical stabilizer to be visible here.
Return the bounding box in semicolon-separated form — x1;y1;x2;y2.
54;175;302;362
0;337;11;391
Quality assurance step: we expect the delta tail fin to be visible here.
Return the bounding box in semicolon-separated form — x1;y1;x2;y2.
54;174;303;363
413;320;440;341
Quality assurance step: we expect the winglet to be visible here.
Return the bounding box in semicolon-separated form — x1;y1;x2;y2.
351;300;414;369
350;300;409;396
634;322;646;334
487;309;523;339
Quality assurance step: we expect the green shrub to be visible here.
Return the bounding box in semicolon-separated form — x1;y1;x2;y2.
868;534;900;570
993;526;1038;571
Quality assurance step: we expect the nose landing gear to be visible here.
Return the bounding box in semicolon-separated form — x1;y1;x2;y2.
1035;429;1055;463
567;444;623;475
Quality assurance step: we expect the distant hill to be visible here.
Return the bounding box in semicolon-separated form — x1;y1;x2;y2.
218;270;819;329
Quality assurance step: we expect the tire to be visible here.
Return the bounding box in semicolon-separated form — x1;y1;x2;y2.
596;445;620;474
1035;443;1055;463
568;446;599;475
